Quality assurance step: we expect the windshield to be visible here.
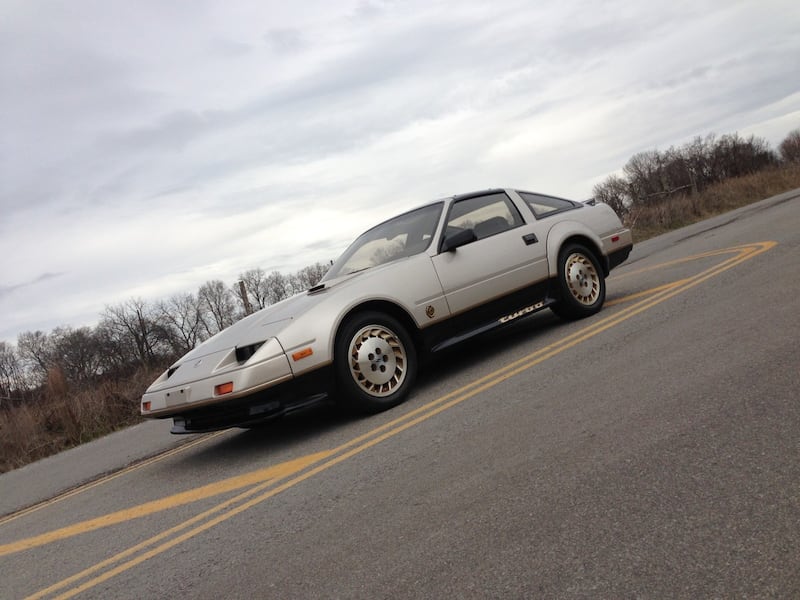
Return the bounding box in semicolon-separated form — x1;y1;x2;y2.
324;203;443;280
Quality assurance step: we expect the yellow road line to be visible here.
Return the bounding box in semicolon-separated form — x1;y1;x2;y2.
608;244;751;281
605;278;690;306
0;428;228;528
19;241;777;600
0;451;331;557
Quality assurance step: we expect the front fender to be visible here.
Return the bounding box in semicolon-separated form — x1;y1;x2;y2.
276;253;449;376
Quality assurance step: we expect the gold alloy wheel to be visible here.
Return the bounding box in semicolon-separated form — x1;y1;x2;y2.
564;252;601;306
348;325;407;397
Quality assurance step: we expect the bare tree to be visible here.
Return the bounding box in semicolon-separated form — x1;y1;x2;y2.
158;293;206;354
198;280;238;335
265;270;290;305
49;326;104;386
592;174;630;217
711;133;776;179
294;262;329;290
0;341;26;398
235;268;269;311
93;323;136;377
623;150;665;204
779;129;800;163
17;330;54;385
100;298;170;367
597;131;780;213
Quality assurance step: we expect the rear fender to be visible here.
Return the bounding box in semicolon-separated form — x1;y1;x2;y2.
545;221;606;276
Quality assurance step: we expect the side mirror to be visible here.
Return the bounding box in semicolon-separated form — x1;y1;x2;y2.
441;228;477;252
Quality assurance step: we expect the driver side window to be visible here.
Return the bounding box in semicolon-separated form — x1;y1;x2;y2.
446;192;523;241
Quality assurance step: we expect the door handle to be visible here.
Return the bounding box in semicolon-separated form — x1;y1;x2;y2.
522;233;538;245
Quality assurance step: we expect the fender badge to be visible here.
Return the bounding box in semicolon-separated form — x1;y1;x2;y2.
426;305;435;318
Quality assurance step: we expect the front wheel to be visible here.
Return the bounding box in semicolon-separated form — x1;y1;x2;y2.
551;243;606;320
335;311;417;414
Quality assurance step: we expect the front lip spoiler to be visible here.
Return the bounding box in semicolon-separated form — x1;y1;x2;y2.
170;393;329;433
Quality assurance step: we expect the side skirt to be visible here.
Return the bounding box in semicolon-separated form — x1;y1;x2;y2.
423;280;557;354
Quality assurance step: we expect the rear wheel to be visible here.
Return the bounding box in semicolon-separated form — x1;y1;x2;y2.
551;243;605;320
335;311;417;414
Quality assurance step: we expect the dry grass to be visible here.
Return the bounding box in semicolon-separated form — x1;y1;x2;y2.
0;367;160;473
627;164;800;241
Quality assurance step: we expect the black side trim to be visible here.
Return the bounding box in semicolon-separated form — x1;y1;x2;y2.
430;297;556;353
422;279;555;353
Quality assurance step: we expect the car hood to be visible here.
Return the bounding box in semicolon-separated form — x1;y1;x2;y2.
172;271;363;366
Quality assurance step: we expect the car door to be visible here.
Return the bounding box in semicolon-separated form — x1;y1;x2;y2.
431;191;549;316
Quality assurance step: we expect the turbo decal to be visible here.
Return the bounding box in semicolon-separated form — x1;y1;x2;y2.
499;301;545;324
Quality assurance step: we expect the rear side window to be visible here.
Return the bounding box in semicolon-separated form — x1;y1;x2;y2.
519;192;580;218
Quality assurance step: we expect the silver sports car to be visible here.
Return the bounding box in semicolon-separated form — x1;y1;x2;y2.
141;188;632;433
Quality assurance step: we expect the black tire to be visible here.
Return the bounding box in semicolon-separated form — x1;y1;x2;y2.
550;243;606;320
334;311;417;414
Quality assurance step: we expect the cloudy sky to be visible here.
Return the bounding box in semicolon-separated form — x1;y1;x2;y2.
1;0;799;343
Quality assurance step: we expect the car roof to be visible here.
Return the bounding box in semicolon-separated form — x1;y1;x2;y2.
423;188;508;208
409;187;574;214
450;188;508;202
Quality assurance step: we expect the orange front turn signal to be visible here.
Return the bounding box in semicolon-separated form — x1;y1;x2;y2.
292;347;313;361
215;382;234;396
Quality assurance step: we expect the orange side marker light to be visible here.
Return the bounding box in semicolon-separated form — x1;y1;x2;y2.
215;382;234;396
292;347;313;361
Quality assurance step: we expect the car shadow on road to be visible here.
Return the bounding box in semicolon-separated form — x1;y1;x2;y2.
418;309;564;382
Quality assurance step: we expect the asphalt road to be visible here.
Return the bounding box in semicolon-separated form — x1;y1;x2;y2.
2;189;799;599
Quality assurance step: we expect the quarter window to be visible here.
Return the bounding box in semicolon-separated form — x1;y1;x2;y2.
519;192;580;218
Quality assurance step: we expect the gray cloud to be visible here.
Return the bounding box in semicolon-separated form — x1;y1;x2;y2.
0;272;65;299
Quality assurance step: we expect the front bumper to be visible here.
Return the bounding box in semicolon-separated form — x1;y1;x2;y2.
166;365;335;433
141;339;292;418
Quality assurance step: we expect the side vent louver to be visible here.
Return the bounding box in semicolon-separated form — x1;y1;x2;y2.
235;342;264;363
